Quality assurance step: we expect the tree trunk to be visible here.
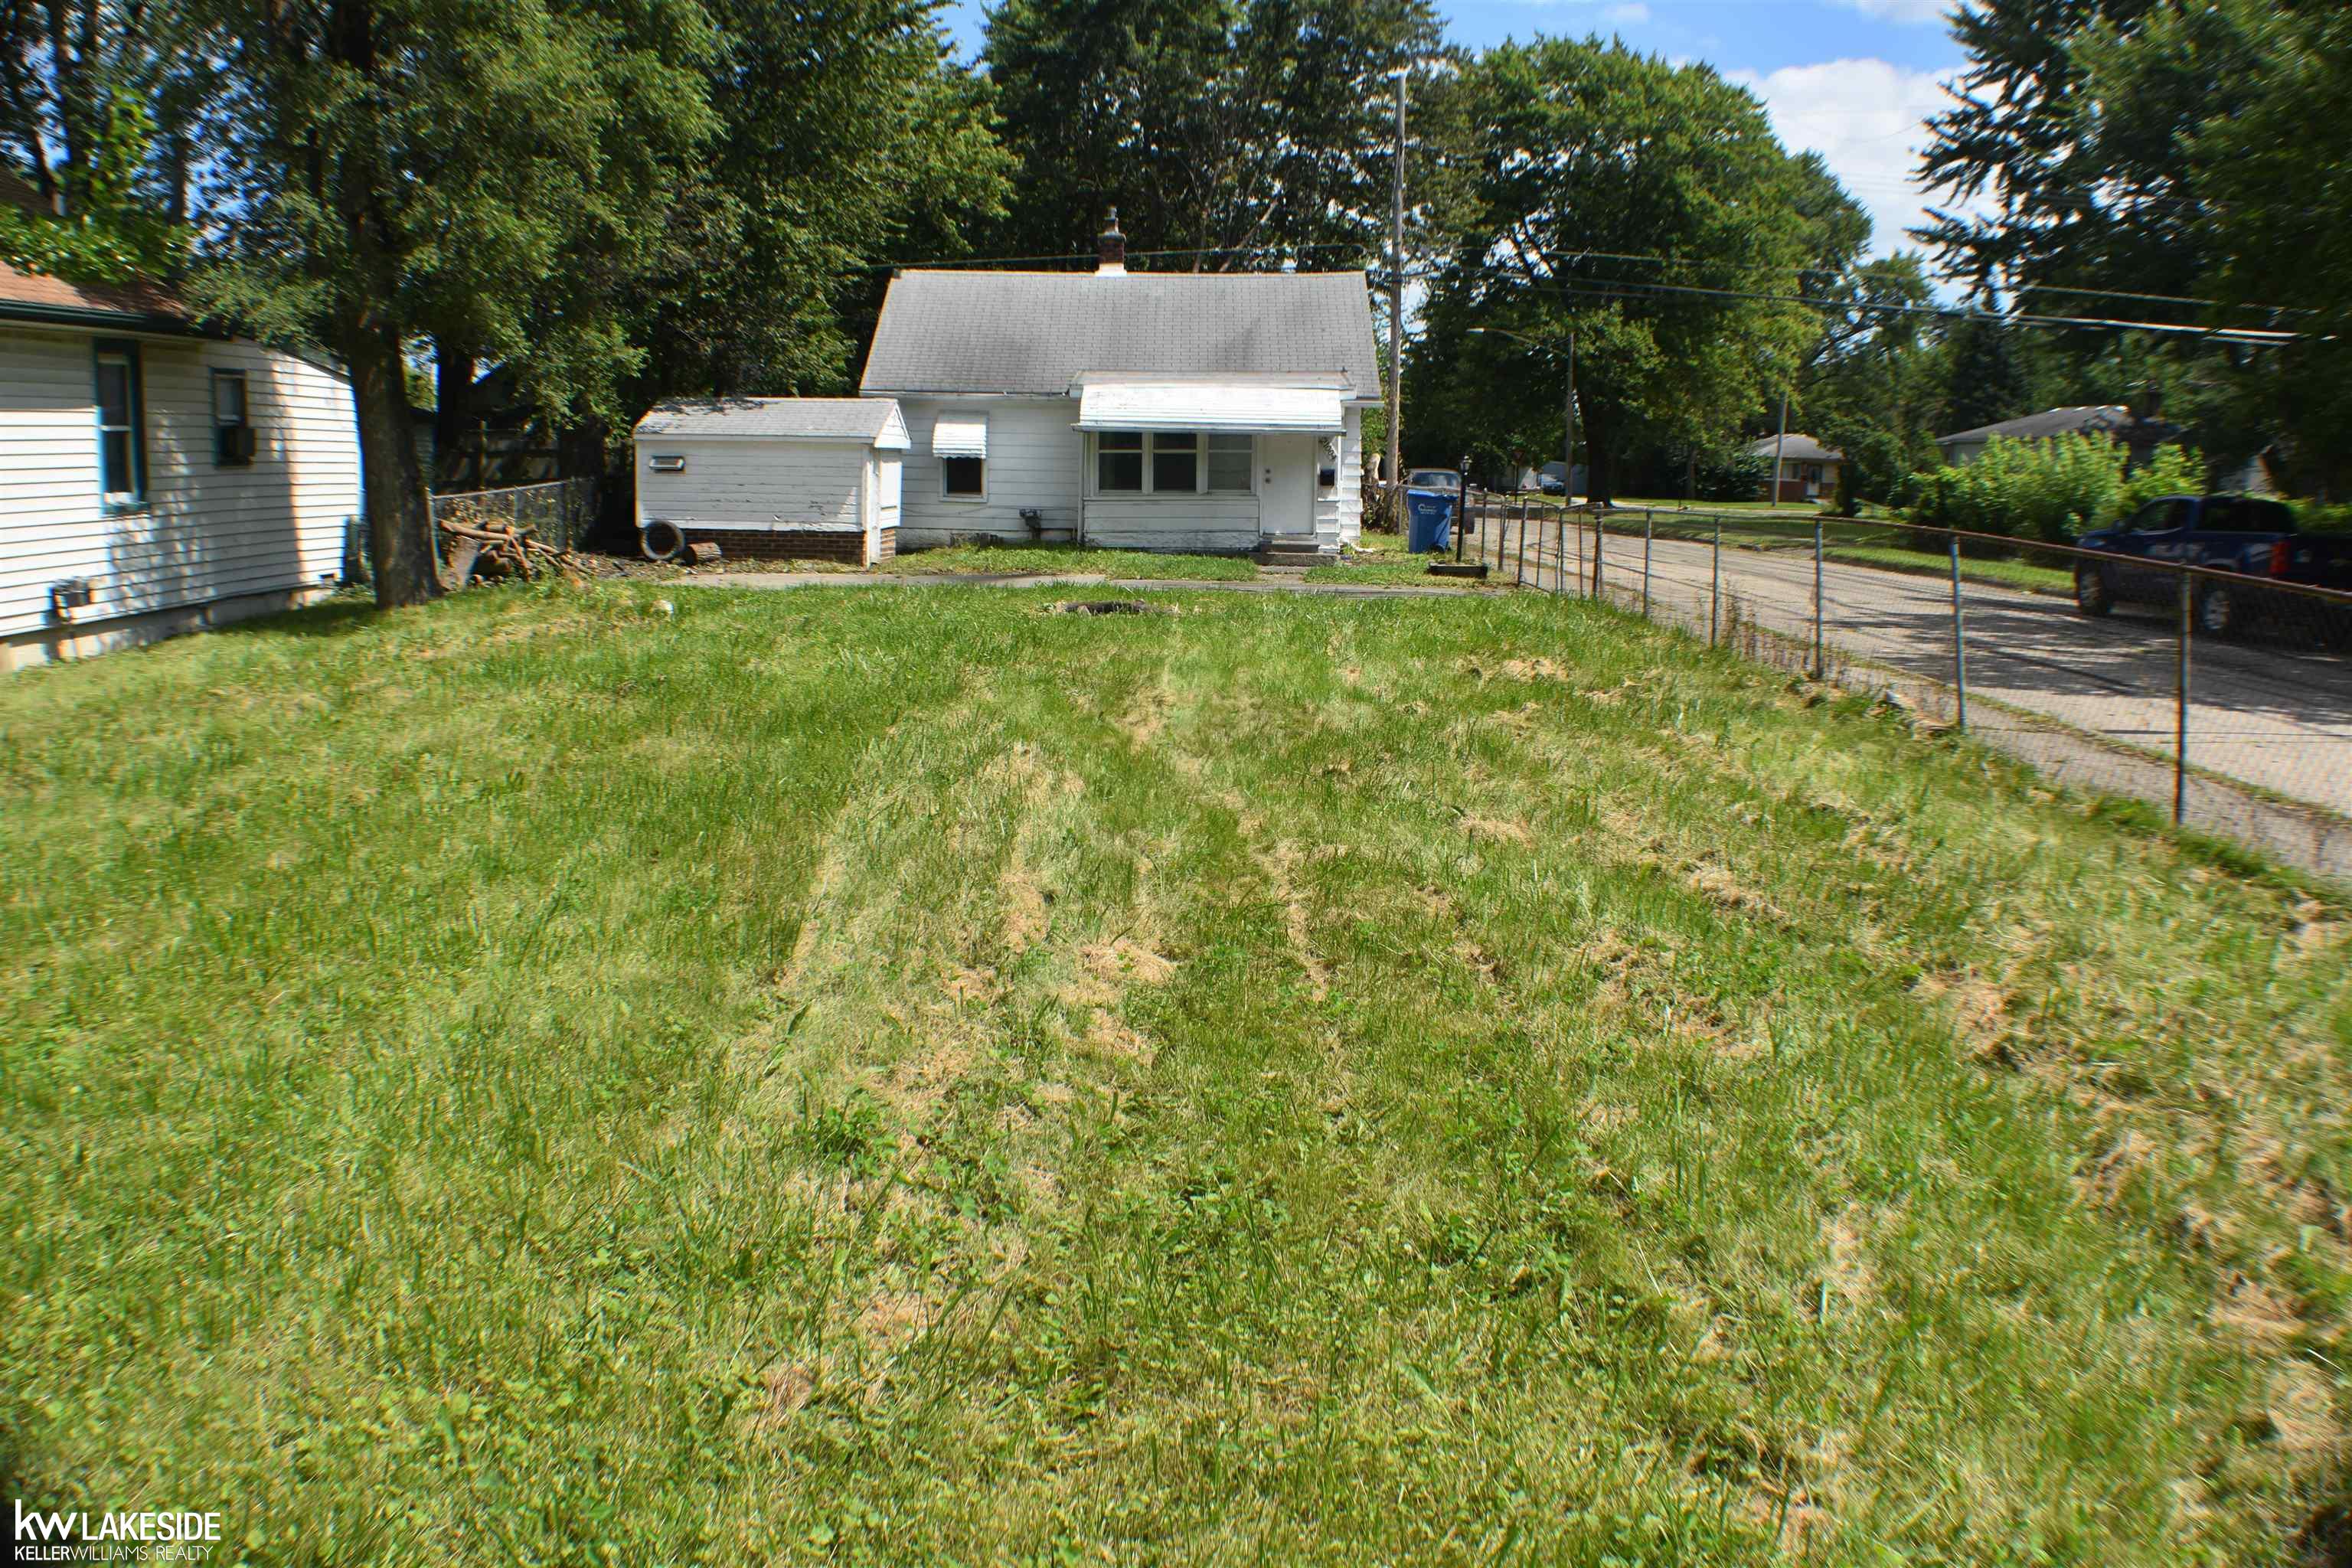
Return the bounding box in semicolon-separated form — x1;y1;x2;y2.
433;340;476;488
347;323;442;608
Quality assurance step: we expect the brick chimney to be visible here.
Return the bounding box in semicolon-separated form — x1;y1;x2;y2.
1096;209;1126;276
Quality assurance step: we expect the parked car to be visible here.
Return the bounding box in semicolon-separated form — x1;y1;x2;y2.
2073;495;2352;639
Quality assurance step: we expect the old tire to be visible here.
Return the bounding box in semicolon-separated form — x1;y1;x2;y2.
2074;564;2113;617
640;519;686;562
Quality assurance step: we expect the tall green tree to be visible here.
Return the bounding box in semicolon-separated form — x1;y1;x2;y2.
0;0;198;280
2105;0;2352;493
622;0;1009;403
1418;38;1865;504
982;0;1448;266
188;0;714;606
1916;0;2338;488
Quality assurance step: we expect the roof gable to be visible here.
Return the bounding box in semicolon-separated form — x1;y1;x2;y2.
860;270;1381;398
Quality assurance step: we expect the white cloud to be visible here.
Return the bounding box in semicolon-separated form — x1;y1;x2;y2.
1832;0;1952;22
1727;58;1984;261
1606;2;1651;22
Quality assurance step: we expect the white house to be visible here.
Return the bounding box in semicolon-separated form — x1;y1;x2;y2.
1934;406;2130;467
1741;433;1844;503
856;217;1382;558
631;398;910;565
1;257;361;671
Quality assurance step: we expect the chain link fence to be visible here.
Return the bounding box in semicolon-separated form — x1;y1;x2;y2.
429;478;599;553
1460;493;2352;884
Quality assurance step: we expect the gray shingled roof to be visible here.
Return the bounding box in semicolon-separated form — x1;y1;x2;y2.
635;397;907;445
1742;433;1844;463
860;270;1382;397
1936;405;2128;446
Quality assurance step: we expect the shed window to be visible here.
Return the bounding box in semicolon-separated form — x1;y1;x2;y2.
942;455;985;498
212;370;252;467
1207;434;1253;492
1150;432;1198;493
1096;430;1143;492
95;342;145;509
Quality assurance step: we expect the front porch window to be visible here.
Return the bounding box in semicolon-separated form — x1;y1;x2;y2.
1151;432;1197;492
1207;434;1252;492
1097;430;1143;491
1090;430;1258;495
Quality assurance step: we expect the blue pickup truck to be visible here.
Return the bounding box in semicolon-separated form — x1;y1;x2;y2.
2073;494;2352;638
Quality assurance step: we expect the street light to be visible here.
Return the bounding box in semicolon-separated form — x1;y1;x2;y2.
1467;325;1575;506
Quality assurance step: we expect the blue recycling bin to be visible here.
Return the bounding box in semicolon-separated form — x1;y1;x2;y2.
1405;487;1456;553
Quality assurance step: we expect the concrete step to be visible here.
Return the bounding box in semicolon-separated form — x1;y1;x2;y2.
1255;535;1334;568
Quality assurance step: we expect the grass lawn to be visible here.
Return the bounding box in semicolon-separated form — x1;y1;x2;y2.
5;581;2350;1565
1822;543;2077;598
883;541;1260;581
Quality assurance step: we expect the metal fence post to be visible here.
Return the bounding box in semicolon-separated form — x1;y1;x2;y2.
1642;511;1653;619
2175;569;2192;825
1948;532;1967;732
1811;518;1825;678
1515;501;1526;586
1592;511;1605;599
1710;518;1721;647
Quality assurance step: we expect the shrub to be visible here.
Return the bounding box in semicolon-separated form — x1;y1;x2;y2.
1903;433;2203;544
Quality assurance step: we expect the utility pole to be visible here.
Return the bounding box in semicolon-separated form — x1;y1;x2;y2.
1772;383;1790;509
1385;70;1406;524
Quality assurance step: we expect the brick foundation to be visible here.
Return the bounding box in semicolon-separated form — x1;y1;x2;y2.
681;528;892;567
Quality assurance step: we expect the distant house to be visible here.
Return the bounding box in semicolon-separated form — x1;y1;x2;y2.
1;209;361;671
1743;433;1844;503
854;215;1381;558
1934;406;2130;466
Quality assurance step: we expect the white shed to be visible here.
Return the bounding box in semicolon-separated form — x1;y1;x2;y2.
632;397;911;567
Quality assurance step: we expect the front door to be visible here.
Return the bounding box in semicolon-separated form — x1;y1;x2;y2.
1260;434;1316;537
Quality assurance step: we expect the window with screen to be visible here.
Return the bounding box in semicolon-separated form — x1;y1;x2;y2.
942;456;985;497
1150;432;1198;493
1207;434;1253;492
212;370;252;467
1096;431;1143;492
95;344;144;508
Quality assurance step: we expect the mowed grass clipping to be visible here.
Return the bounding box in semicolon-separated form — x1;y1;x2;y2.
2;581;2349;1566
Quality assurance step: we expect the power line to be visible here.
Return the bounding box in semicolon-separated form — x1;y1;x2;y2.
1519;272;2308;345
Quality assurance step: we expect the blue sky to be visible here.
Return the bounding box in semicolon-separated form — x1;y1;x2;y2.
938;0;1976;262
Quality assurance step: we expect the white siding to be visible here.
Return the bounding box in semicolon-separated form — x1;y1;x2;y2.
634;436;866;532
1082;496;1261;554
1338;406;1364;547
1;326;360;643
894;397;1080;546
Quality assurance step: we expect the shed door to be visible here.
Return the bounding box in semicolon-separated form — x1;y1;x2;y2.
877;456;902;527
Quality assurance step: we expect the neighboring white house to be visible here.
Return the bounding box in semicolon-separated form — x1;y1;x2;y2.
856;216;1381;558
1;257;361;671
631;398;910;566
1741;433;1844;503
1934;406;2130;467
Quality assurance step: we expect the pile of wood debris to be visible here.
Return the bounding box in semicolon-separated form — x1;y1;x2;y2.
436;501;606;586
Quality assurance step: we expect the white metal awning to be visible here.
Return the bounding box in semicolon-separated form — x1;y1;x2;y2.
1075;381;1346;435
933;411;988;457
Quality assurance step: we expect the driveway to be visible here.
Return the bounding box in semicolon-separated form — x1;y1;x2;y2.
1488;513;2352;822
